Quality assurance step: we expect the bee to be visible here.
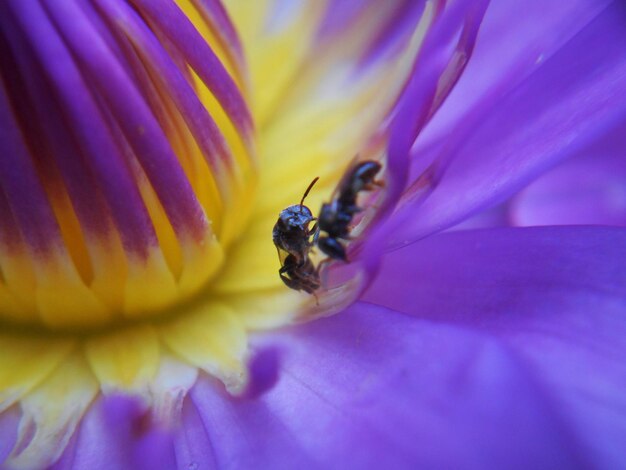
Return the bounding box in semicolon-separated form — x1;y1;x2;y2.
273;160;383;294
272;177;320;292
316;160;383;261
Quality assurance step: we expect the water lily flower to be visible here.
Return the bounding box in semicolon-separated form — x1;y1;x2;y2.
0;0;625;469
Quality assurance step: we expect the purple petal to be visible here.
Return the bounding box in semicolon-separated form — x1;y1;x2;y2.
0;190;22;252
180;303;587;468
389;1;626;247
51;396;176;470
510;122;626;227
388;0;488;181
48;350;281;469
173;398;218;469
356;0;488;272
415;0;612;154
364;226;626;467
0;407;20;464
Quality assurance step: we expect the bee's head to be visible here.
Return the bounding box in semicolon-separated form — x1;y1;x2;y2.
278;204;315;230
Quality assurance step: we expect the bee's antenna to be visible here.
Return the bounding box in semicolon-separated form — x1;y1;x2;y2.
300;177;319;209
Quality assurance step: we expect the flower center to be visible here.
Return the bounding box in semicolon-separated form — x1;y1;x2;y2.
0;0;437;336
0;0;257;331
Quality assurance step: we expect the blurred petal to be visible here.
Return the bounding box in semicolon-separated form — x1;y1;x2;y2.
364;226;626;467
390;1;626;247
224;0;326;125
177;303;586;468
510;122;626;226
254;0;435;215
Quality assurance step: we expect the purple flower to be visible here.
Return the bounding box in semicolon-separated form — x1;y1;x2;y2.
1;0;625;469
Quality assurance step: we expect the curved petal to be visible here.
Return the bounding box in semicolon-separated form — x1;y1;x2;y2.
364;226;626;467
389;1;626;248
175;303;587;468
510;122;626;227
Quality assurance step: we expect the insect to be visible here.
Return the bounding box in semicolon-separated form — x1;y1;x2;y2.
272;177;320;292
316;160;383;261
273;160;383;294
272;176;319;263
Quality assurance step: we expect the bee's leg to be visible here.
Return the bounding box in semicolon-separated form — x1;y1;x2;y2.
279;264;302;291
279;271;303;291
299;275;320;303
300;280;319;295
309;222;320;246
279;262;321;296
318;236;347;262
